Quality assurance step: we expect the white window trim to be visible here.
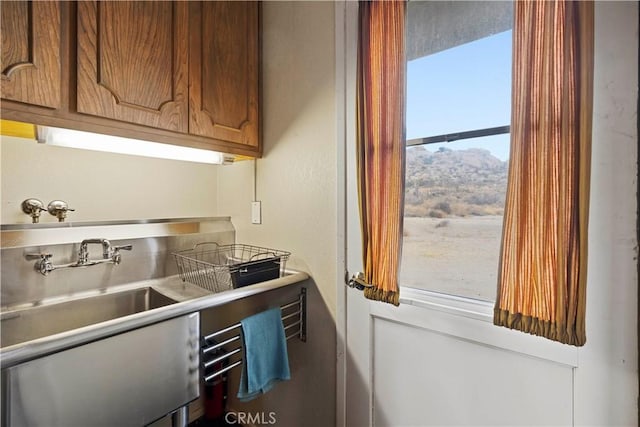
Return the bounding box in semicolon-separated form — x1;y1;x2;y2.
376;287;579;368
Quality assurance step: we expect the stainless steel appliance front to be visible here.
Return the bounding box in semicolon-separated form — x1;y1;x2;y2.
2;313;199;427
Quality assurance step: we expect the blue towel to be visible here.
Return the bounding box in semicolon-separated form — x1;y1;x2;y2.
237;307;291;402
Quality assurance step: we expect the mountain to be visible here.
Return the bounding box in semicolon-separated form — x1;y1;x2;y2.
405;146;508;217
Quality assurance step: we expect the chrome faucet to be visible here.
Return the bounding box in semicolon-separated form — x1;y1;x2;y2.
79;238;133;266
29;239;133;275
79;238;112;265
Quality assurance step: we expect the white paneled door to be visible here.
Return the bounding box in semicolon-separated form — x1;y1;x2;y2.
337;2;578;426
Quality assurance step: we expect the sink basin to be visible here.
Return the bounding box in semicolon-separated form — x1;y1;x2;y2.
0;287;177;348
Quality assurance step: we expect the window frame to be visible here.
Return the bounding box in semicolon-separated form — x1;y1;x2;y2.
406;125;510;147
402;23;513;301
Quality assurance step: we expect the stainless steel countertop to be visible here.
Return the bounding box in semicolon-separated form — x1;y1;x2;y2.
0;271;309;369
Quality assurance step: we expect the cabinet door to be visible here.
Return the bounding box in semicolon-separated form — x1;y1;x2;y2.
76;1;188;132
1;1;61;109
189;1;259;148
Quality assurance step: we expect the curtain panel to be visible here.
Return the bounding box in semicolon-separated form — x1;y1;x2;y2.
494;0;594;346
356;0;407;306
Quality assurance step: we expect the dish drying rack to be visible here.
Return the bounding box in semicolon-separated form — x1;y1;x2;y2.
173;243;291;293
201;288;307;383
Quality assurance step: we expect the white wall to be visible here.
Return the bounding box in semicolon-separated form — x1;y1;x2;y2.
0;136;219;223
575;2;638;423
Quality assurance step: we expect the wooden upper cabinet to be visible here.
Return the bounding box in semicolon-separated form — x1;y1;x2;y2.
1;1;260;156
189;1;259;148
76;1;188;132
1;1;62;109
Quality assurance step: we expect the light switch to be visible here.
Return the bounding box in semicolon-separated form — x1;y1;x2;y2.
251;201;262;224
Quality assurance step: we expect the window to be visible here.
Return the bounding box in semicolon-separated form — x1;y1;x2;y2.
400;1;513;302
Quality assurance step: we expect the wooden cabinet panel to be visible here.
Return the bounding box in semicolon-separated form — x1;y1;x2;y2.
77;1;188;132
1;1;61;109
189;1;259;148
2;1;261;157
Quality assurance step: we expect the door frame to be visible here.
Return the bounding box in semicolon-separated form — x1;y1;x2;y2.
335;1;358;426
334;2;579;426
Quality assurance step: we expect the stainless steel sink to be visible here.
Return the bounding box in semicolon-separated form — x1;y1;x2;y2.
0;287;177;348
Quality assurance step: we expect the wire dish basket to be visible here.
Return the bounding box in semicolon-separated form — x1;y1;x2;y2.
173;243;291;293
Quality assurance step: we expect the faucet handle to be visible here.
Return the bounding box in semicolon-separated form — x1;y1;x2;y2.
113;244;133;251
26;252;54;275
21;199;46;223
47;200;75;222
111;244;133;265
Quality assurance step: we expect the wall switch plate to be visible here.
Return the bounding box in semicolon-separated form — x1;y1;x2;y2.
251;201;262;224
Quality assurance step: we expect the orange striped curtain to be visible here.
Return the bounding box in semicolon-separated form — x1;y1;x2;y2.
494;0;594;346
356;0;406;306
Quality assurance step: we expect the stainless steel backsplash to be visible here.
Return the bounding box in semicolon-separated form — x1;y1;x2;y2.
0;218;235;308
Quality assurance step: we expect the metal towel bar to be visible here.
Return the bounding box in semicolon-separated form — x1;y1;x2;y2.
201;288;306;383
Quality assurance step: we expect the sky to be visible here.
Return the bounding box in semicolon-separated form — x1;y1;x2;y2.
406;30;512;161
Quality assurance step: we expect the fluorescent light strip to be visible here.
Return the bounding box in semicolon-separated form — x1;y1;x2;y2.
38;126;225;165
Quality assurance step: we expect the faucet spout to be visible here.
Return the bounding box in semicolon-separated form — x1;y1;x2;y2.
79;238;112;265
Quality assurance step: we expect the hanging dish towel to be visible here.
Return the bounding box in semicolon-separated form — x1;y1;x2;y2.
237;307;291;402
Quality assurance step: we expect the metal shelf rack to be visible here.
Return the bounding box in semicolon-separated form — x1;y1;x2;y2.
201;288;307;383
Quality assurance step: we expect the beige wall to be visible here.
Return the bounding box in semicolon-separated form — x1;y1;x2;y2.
0;136;219;224
214;3;338;425
217;1;338;318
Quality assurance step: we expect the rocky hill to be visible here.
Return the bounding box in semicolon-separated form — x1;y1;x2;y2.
405;146;508;217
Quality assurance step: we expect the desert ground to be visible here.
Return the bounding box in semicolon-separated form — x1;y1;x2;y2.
400;215;504;302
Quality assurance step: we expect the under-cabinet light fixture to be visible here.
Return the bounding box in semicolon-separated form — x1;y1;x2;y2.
37;126;226;165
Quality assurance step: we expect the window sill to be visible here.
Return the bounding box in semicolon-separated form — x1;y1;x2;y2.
399;286;495;322
369;286;579;368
